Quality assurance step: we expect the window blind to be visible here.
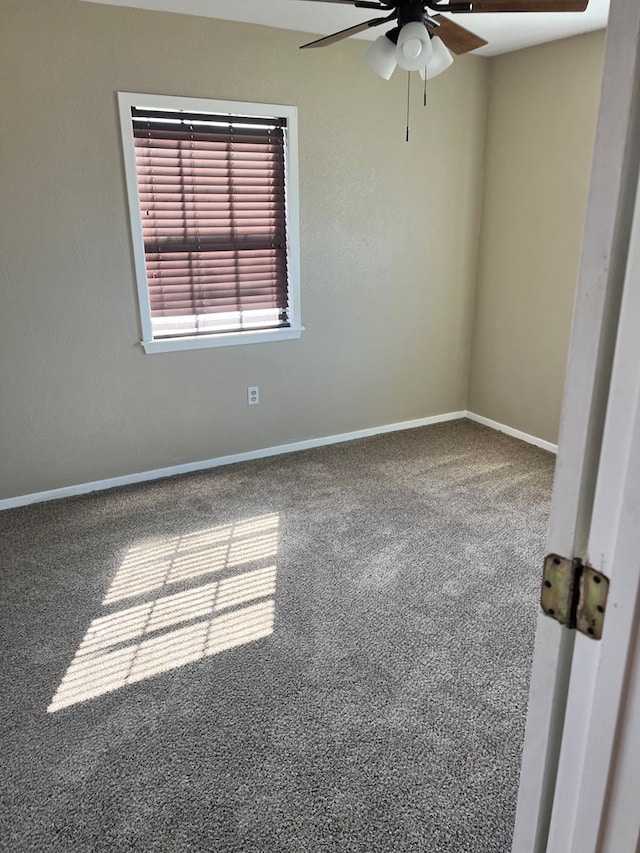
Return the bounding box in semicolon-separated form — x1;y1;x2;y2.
131;107;290;338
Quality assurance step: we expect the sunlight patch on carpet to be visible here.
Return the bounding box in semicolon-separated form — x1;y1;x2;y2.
48;514;279;712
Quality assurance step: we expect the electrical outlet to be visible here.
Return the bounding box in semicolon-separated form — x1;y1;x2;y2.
247;386;259;406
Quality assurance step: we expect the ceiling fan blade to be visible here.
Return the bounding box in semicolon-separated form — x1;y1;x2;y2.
294;0;389;8
300;16;391;48
429;15;487;54
468;0;588;10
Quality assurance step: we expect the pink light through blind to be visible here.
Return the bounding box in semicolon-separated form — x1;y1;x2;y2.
132;108;290;338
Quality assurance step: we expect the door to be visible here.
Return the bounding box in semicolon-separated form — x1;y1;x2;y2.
546;156;640;853
512;0;640;850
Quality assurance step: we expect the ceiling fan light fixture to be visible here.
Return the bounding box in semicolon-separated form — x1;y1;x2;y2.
396;21;433;71
419;36;454;81
364;33;398;80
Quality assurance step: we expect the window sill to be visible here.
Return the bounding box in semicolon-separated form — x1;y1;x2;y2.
141;326;304;354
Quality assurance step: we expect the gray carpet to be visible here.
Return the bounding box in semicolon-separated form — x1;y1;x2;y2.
0;419;554;853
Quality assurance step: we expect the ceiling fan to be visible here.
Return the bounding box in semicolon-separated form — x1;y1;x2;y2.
298;0;590;82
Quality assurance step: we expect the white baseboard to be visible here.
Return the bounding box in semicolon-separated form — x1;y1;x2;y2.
0;410;556;511
465;411;558;454
0;411;466;511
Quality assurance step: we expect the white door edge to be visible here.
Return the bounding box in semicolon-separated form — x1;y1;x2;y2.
512;0;640;850
548;115;640;853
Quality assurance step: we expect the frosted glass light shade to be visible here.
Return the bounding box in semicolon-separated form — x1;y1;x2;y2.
419;36;454;80
396;21;433;71
364;34;398;80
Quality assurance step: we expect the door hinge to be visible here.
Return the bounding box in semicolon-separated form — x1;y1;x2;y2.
541;554;609;640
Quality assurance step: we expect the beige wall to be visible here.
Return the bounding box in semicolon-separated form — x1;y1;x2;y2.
0;0;488;499
468;31;605;444
0;2;606;501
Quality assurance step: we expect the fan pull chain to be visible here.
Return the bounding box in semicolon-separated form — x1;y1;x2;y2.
405;71;411;143
424;73;428;107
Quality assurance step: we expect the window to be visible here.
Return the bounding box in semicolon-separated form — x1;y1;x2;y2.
118;93;302;353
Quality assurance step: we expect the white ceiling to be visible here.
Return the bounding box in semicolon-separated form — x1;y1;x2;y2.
81;0;609;56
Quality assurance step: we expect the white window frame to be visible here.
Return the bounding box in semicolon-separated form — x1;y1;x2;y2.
117;92;303;354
